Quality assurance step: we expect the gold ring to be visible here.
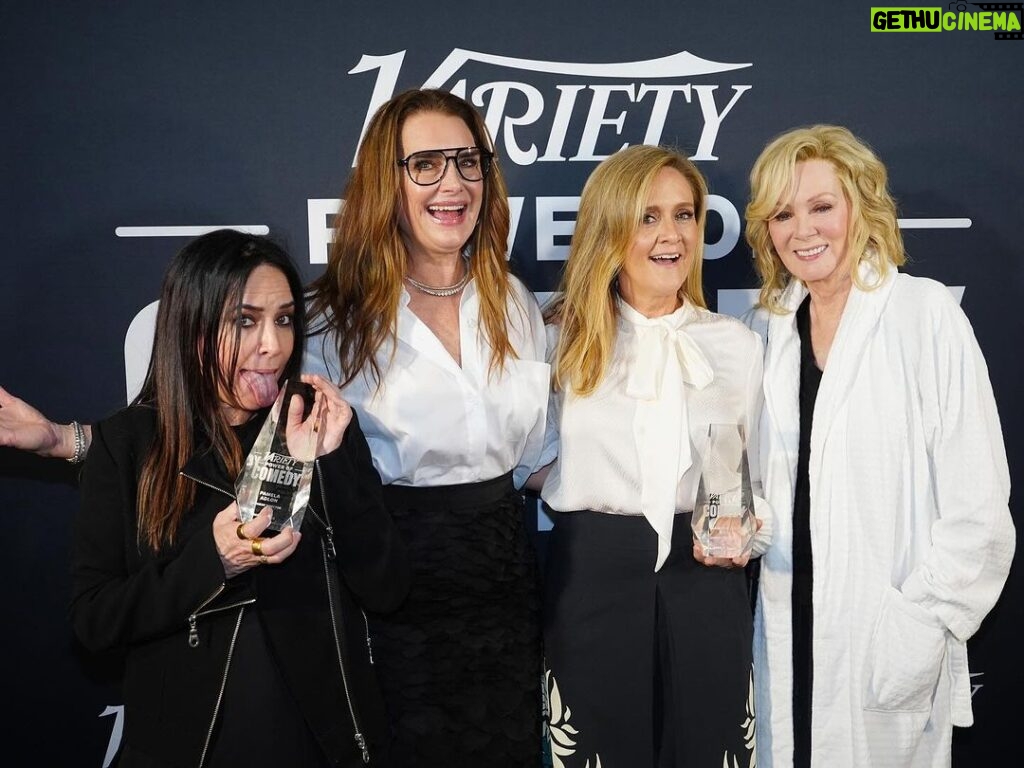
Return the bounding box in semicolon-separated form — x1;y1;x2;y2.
259;554;268;565
251;538;263;557
235;523;247;540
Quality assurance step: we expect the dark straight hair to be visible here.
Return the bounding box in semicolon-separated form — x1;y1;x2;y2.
135;229;305;551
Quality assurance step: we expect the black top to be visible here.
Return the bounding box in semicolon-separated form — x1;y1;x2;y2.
792;295;821;768
71;405;409;768
204;419;329;767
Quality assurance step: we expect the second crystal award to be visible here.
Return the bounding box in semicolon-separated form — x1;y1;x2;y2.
235;379;322;531
691;423;756;559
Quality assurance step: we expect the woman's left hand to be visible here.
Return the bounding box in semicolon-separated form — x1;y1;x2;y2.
284;374;353;458
214;504;301;578
692;517;764;569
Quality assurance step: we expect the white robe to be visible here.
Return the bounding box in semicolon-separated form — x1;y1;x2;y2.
752;267;1014;767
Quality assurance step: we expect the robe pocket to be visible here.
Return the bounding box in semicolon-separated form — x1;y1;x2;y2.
863;586;946;713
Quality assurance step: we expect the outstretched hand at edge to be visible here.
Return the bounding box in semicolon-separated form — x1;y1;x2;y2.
0;386;86;459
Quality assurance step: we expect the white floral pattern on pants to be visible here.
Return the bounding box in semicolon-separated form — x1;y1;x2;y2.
544;668;755;768
544;669;602;768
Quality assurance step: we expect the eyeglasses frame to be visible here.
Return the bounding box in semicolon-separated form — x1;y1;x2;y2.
396;146;494;186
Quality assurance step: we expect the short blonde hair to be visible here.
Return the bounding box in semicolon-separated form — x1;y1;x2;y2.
745;125;905;312
550;144;708;395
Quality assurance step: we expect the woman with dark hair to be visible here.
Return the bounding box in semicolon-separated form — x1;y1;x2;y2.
70;229;408;767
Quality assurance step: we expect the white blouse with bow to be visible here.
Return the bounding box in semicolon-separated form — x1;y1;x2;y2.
540;298;771;570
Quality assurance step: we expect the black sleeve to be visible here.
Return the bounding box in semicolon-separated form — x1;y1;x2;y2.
313;411;410;613
70;415;227;652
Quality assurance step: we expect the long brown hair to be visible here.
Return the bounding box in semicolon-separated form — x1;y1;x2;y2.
549;145;709;395
308;88;518;387
134;230;305;551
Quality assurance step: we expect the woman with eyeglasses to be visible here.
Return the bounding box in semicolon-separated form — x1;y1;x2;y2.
2;89;548;766
304;88;549;766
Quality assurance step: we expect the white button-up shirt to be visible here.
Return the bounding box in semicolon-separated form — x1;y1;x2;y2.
304;277;550;489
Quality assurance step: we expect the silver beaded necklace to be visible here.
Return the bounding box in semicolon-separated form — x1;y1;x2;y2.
404;256;471;297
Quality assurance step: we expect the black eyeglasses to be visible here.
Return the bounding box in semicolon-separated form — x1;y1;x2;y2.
397;147;493;186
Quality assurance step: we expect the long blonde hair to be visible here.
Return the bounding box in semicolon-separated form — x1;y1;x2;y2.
309;88;518;386
745;124;905;313
549;145;708;395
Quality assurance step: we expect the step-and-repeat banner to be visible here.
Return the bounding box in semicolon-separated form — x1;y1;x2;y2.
3;2;1020;764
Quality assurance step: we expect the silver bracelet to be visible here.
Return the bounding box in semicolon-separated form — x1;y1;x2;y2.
67;420;86;464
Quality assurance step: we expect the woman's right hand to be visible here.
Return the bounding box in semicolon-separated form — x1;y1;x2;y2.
288;374;353;458
692;517;764;569
213;503;301;579
0;386;84;458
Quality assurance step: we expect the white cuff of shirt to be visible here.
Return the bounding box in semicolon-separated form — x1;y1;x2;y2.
751;494;774;557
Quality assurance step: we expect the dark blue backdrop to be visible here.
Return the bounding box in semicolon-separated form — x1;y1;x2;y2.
2;2;1020;764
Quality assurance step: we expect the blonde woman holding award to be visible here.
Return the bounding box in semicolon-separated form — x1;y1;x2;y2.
533;144;771;767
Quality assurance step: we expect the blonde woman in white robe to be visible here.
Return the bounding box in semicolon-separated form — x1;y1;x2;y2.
745;124;1014;768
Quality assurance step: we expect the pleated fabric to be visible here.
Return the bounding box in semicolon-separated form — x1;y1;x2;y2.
544;510;755;768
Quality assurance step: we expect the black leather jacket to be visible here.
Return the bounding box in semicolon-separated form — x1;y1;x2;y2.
71;405;409;767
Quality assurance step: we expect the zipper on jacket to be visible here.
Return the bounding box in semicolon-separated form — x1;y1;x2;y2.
310;461;374;665
188;597;257;648
314;459;370;764
188;584;226;648
322;541;370;763
178;468;257;765
180;471;236;501
309;459;337;560
362;610;374;665
197;605;248;768
179;473;247;647
307;502;336;562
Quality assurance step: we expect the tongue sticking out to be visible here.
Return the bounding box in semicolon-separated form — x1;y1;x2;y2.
240;371;280;408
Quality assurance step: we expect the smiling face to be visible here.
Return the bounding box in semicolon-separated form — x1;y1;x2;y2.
397;110;483;264
217;264;296;425
617;166;699;317
767;158;852;294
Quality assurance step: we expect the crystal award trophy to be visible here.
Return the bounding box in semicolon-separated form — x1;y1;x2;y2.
235;379;322;531
691;423;756;559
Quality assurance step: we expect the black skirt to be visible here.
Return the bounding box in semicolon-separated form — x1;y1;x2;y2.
371;473;543;767
543;510;755;768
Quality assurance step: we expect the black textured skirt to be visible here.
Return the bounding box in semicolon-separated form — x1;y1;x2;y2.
543;510;755;768
371;473;542;767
